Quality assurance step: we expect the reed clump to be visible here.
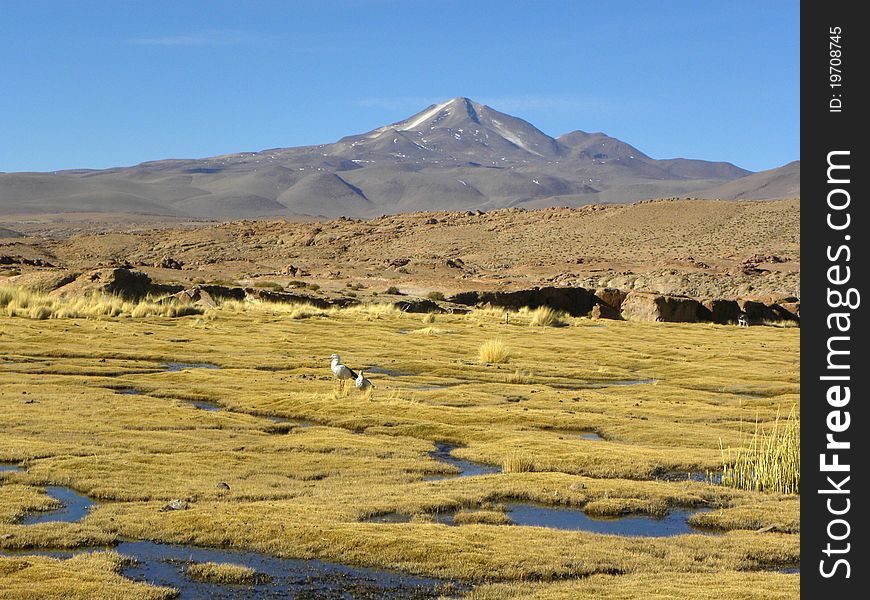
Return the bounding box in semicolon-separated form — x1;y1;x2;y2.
719;408;800;494
502;452;535;473
478;339;510;364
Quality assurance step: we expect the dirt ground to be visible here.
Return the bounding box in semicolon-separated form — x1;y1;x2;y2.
1;198;800;302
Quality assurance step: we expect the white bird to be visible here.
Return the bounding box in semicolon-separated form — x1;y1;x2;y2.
355;370;374;392
330;354;357;390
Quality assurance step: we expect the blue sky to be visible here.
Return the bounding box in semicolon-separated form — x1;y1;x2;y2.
1;1;799;173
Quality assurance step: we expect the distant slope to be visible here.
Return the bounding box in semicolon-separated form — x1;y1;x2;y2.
0;97;788;219
0;226;23;238
698;161;800;200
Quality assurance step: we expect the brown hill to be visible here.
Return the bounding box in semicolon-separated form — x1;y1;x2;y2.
1;98;796;220
2;198;800;301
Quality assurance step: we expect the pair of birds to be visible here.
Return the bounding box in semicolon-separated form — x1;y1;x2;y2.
330;354;373;391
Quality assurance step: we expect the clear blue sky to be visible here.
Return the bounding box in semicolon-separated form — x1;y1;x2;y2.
1;1;799;173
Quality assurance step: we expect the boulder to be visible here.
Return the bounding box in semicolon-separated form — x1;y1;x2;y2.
590;303;621;320
779;301;800;320
701;299;742;324
394;298;445;313
769;303;800;324
737;300;777;325
594;288;627;312
155;255;183;269
101;268;153;300
167;287;217;309
620;292;712;323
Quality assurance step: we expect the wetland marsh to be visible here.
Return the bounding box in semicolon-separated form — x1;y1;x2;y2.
0;298;799;598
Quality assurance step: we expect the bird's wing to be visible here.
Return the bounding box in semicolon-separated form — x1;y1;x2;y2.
347;367;358;380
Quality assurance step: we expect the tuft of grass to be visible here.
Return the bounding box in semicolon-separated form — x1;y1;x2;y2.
505;369;530;384
719;407;800;494
453;509;512;526
421;313;435;324
426;291;446;302
186;561;257;584
528;306;567;327
502;452;535;473
478;339;510;364
384;286;402;295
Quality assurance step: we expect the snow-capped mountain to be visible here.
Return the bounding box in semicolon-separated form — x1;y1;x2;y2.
0;97;796;219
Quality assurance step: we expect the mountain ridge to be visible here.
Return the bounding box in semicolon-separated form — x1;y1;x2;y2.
0;97;798;219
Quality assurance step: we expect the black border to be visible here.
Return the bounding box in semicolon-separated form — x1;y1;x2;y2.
802;3;868;595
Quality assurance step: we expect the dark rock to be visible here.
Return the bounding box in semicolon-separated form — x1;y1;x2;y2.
155;255;184;269
594;288;627;312
449;286;596;317
701;299;742;324
779;301;800;320
103;268;153;300
394;298;445;313
621;292;711;323
166;287;217;309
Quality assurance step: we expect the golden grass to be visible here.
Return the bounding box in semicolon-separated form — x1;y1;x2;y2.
505;369;530;384
478;338;510;364
502;453;535;473
452;509;512;526
0;298;800;597
719;408;800;494
0;286;202;320
465;570;798;600
0;551;176;599
527;306;567;327
185;561;256;584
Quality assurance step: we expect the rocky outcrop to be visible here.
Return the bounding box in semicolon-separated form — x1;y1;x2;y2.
100;268;153;299
779;301;800;320
0;256;55;267
244;288;334;308
595;288;627;312
701;299;742;325
620;292;711;323
394;298;445;313
165;287;217;309
449;286;597;317
155;255;184;269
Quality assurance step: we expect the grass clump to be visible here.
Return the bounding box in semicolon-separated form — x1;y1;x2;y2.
186;561;257;584
384;286;402;295
502;452;535;473
527;306;567;327
505;369;530;384
719;407;800;494
478;339;510;364
453;509;512;526
426;291;446;301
